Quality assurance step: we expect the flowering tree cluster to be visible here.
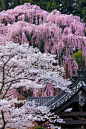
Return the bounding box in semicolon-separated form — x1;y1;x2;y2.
0;98;64;129
0;98;61;129
0;41;71;97
0;3;86;77
0;41;71;128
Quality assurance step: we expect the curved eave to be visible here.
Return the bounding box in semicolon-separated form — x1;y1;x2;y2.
44;80;86;111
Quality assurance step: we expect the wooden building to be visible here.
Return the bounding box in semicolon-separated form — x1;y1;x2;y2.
44;69;86;129
28;69;86;129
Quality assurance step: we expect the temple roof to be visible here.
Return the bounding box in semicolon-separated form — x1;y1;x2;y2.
27;69;86;109
44;69;86;111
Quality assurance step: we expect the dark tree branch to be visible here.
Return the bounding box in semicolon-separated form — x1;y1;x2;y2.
5;77;27;85
1;111;7;129
0;66;5;94
1;81;13;99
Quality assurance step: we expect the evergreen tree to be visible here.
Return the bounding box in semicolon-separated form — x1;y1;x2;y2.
76;0;86;22
0;0;5;11
60;0;76;14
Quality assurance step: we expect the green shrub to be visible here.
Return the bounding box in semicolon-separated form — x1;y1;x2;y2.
72;50;85;69
85;30;86;36
35;126;44;129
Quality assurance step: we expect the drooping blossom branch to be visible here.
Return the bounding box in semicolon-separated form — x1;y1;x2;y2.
0;3;86;77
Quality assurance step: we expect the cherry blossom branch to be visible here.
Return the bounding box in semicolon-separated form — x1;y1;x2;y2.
5;90;18;98
4;77;27;85
2;54;17;66
0;55;17;93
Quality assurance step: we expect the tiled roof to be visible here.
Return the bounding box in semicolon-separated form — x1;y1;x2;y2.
44;80;86;110
44;69;86;110
27;69;86;108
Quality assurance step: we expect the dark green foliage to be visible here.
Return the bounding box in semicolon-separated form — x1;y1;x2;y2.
0;0;5;10
60;0;86;23
20;0;28;5
35;127;44;129
74;0;86;23
61;0;75;14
